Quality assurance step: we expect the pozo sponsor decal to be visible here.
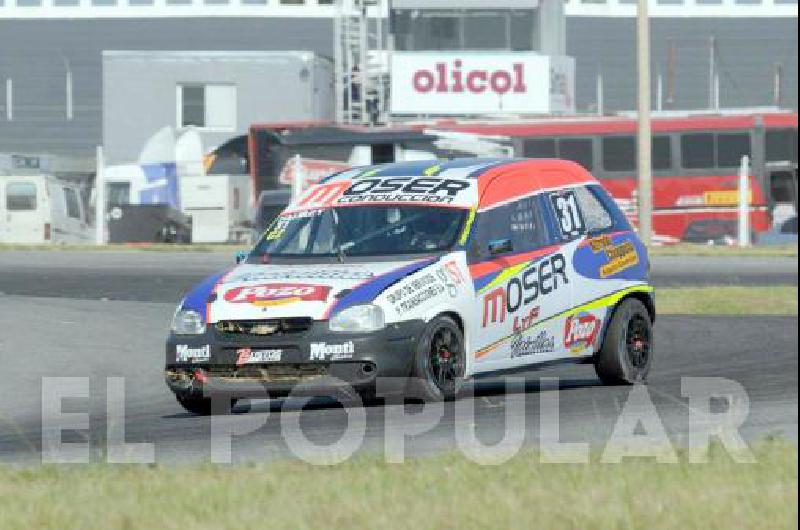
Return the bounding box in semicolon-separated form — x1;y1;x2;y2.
588;235;640;278
236;348;282;366
510;330;555;358
223;284;331;306
482;254;569;328
176;344;211;363
310;341;355;361
564;312;601;352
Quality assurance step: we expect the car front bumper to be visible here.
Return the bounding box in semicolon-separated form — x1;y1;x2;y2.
164;319;425;399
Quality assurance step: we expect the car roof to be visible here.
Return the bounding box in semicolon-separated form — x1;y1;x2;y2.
322;157;598;210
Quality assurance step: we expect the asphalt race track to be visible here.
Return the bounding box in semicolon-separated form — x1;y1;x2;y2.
0;250;796;302
0;250;797;464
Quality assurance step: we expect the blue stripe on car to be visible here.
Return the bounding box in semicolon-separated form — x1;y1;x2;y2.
181;270;229;314
328;257;439;317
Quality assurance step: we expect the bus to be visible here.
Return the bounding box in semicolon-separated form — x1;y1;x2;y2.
434;111;798;244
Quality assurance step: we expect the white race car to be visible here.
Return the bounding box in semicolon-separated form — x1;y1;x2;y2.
166;158;655;415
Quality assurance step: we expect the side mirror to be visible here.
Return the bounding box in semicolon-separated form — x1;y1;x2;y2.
235;251;248;264
488;238;513;256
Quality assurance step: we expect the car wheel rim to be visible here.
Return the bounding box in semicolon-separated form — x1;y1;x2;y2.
427;327;464;392
625;315;651;369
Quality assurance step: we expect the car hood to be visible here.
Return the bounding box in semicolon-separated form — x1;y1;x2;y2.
201;258;438;323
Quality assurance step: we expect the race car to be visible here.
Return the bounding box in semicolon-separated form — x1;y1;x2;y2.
165;158;655;415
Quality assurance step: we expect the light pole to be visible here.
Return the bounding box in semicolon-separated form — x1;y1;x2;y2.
637;0;653;246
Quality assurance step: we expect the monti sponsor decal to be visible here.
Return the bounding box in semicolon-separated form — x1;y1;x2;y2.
309;341;355;361
176;344;211;362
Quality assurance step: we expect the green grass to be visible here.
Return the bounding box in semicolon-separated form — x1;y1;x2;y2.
0;440;795;530
649;244;798;258
658;285;798;316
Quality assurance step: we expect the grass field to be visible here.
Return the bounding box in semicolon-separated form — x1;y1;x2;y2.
657;285;798;316
649;244;798;258
0;440;795;530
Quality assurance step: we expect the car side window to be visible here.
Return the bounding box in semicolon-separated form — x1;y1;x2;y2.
471;195;547;261
548;189;585;240
574;186;613;234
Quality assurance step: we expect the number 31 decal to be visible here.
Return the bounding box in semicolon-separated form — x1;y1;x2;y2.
550;191;584;239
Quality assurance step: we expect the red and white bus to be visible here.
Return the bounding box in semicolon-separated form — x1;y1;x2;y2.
434;111;798;244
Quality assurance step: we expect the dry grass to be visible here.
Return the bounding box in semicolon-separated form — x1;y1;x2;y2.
0;440;796;530
658;286;798;315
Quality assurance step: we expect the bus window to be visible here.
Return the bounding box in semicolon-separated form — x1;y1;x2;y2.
523;139;557;158
601;136;635;172
652;136;672;171
717;133;751;168
6;182;37;211
558;138;594;171
766;130;798;163
681;133;715;169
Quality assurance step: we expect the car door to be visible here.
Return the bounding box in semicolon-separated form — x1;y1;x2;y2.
3;179;45;244
61;185;87;242
468;188;573;373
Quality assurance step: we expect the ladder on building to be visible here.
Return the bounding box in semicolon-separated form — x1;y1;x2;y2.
334;0;388;126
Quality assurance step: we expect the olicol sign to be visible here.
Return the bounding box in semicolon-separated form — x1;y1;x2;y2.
391;52;568;115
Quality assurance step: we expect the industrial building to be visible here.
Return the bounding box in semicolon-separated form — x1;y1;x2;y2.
0;0;797;166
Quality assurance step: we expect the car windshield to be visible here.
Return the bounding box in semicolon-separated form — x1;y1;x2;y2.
252;205;468;259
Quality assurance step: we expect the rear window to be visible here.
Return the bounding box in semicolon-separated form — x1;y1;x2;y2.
6;182;37;211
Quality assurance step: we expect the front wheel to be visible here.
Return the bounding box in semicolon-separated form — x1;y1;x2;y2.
594;299;653;385
409;315;466;401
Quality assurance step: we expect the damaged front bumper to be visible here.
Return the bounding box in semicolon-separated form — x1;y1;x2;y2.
164;319;425;399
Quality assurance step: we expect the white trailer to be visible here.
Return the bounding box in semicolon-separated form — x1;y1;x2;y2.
179;174;252;243
0;174;91;244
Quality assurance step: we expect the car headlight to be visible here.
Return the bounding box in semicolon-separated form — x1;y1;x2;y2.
171;308;206;335
329;304;385;333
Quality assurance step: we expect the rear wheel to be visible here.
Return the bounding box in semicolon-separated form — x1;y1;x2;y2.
410;315;466;401
175;395;238;416
594;299;653;385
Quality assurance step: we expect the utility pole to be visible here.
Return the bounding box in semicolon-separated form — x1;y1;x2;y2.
708;35;716;111
637;0;652;245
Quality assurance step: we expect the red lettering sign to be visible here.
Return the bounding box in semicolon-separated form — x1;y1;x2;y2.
411;60;527;96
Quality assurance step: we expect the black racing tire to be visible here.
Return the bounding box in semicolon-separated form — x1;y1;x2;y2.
175;395;238;416
594;298;653;385
409;315;466;401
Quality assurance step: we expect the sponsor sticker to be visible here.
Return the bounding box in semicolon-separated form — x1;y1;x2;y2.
510;330;555;358
226;269;374;283
309;341;355;361
386;272;446;315
588;235;640;278
481;253;569;328
223;284;331;307
176;344;211;363
564;312;601;353
236;348;282;366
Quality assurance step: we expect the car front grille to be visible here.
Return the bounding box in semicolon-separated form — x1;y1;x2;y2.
215;318;314;337
206;364;329;382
